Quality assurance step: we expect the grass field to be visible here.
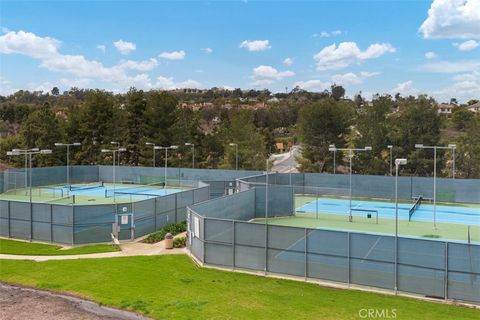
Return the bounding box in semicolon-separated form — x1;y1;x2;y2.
0;238;120;255
263;196;480;242
0;255;478;319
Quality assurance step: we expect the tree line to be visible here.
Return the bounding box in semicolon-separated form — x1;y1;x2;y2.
0;88;479;178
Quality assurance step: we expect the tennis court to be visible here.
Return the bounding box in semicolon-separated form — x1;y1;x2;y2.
0;181;189;205
253;195;480;242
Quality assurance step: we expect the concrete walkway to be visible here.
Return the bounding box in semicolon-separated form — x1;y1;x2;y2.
0;236;187;261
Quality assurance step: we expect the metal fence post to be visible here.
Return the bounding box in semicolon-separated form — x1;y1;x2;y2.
444;241;448;301
347;232;351;286
232;220;235;271
71;205;75;245
304;228;308;280
29;202;33;241
7;200;11;238
50;204;53;243
154;197;157;231
202;216;206;264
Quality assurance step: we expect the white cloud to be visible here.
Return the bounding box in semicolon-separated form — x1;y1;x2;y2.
113;40;136;55
421;59;480;73
283;57;294;66
425;51;437;59
0;30;60;59
59;78;91;88
419;0;480;39
433;77;480;102
391;80;420;96
293;79;330;92
313;30;342;38
96;44;106;53
331;71;380;85
239;40;271;52
453;39;479;51
155;76;200;89
158;50;185;60
0;30;157;90
201;47;213;54
313;42;396;70
253;65;295;84
116;58;158;71
452;72;478;81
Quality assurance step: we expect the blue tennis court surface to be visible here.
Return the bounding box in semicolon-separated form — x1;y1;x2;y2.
51;183;182;200
296;197;480;225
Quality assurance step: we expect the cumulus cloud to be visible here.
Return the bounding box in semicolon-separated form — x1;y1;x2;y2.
313;42;396;70
391;80;420;96
155;76;200;89
425;51;437;59
252;65;294;85
453;39;479;51
116;58;159;71
421;59;480;73
158;50;185;60
239;40;271;52
59;78;91;88
293;79;330;92
433;72;480;102
113;40;136;55
419;0;480;39
283;57;294;66
331;71;380;85
0;30;157;90
313;30;342;38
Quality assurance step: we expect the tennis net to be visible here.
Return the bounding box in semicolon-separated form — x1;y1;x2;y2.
408;196;423;221
104;182;165;198
69;182;104;191
43;194;76;204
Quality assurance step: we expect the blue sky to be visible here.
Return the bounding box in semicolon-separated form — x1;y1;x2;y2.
1;0;479;102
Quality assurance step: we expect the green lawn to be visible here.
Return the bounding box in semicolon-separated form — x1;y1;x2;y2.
0;255;478;320
0;238;120;255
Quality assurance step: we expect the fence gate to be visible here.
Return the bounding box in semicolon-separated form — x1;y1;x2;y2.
113;204;135;241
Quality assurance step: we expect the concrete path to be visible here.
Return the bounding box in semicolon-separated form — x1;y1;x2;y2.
270;145;300;173
0;234;187;261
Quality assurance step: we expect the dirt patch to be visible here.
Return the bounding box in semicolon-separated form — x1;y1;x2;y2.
0;283;151;320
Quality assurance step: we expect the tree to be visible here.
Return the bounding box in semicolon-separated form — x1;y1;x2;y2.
331;84;345;101
455;118;480;178
451;107;474;130
125;88;147;165
20;102;63;166
297;98;354;172
51;87;60;96
389;97;441;176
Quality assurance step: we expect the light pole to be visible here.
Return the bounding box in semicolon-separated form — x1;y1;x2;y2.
449;144;456;179
387;145;393;176
157;146;178;188
55;142;81;188
102;147;127;202
329;144;336;174
328;146;372;222
394;158;407;294
7;148;52;202
229;143;238;170
7;148;38;195
111;142;121;166
185;143;195;168
415;143;457;228
145;142;156;167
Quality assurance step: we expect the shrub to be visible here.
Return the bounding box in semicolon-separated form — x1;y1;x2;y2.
143;221;187;244
173;236;187;248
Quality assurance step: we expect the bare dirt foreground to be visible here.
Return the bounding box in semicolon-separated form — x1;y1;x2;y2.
0;283;151;320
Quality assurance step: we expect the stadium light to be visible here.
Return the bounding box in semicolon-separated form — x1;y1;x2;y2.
157;146;178;188
394;158;407;294
101;146;127;202
146;142;156;167
416;143;457;228
328;146;372;222
55;142;81;188
387;145;393;176
329;144;336;174
185;143;195;169
7;148;52;203
229;143;238;170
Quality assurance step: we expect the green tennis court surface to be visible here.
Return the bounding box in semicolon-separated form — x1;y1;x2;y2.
253;195;480;242
0;182;190;205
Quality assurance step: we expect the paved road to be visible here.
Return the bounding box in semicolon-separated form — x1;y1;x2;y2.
270;145;300;173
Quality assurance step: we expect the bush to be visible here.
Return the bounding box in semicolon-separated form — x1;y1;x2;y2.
173;236;187;248
143;221;187;244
